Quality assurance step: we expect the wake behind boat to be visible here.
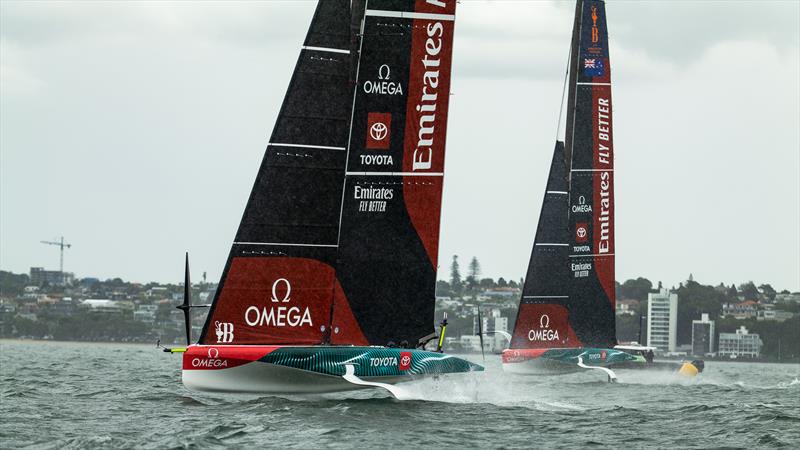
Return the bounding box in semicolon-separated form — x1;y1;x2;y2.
164;0;482;396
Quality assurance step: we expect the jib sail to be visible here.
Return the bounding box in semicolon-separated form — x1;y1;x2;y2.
565;0;616;347
199;1;365;345
510;142;582;349
332;0;458;346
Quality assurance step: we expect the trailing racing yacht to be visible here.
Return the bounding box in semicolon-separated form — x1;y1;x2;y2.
163;0;482;396
501;0;701;381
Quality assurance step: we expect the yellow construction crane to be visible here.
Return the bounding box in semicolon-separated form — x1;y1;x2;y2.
40;236;72;275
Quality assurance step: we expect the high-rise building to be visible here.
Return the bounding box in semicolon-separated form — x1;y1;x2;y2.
646;288;678;353
718;326;762;358
691;313;715;356
493;316;509;349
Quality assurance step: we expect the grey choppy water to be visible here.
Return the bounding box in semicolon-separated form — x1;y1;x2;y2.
1;340;799;449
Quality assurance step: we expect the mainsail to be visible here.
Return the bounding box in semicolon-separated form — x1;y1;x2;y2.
509;0;615;350
199;0;360;345
333;0;457;346
199;0;458;347
566;0;616;347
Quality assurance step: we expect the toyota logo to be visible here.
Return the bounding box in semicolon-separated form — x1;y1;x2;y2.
400;355;411;366
577;227;587;238
208;347;219;358
370;122;388;141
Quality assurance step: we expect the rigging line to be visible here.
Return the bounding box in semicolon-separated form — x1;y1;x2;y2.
554;30;573;142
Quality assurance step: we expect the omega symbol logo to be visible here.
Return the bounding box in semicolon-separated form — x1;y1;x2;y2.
270;278;292;303
540;314;550;329
370;122;388;141
578;195;586;205
378;64;391;80
208;347;219;358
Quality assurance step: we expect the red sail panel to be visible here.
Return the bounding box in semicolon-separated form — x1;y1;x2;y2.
510;304;582;350
591;84;615;303
414;0;456;15
203;257;332;345
401;17;454;266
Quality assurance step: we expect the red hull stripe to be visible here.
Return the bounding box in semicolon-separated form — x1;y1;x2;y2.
183;345;279;370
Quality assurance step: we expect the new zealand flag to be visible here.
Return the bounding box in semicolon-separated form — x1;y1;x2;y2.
583;58;605;77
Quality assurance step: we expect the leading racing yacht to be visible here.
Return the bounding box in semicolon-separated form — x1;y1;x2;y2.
164;0;482;396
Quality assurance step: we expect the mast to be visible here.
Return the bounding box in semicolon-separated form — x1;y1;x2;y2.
331;0;459;346
565;0;616;347
199;1;363;345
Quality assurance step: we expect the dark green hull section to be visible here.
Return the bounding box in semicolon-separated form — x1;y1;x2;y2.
260;347;483;378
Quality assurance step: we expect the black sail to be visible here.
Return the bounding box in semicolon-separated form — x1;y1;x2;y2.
565;0;616;347
199;1;359;345
509;142;580;349
332;0;458;346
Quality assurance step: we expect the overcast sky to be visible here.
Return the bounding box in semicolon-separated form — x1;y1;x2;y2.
2;1;798;291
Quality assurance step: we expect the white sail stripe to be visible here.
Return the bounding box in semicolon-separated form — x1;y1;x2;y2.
535;243;569;246
577;82;611;86
269;143;346;151
546;190;568;194
569;253;615;257
571;169;614;172
234;242;338;248
365;9;455;21
346;171;444;177
302;46;350;54
523;295;570;299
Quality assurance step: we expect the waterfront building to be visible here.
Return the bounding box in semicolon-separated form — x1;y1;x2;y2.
616;299;639;316
646;288;678;353
133;305;158;323
718;326;762;358
691;313;715;356
774;292;800;303
459;335;482;352
480;287;521;299
30;267;74;286
758;304;795;322
722;300;758;319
